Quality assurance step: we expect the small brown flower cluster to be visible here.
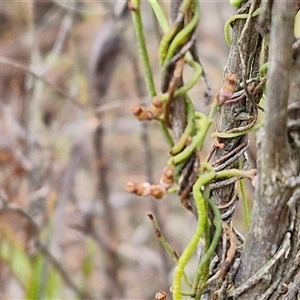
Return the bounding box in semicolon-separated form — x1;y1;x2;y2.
124;166;175;200
155;290;168;300
130;97;163;121
159;166;174;189
124;181;165;199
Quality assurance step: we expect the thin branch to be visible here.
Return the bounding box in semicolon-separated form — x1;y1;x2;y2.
0;56;84;108
37;242;90;299
93;122;124;299
127;44;172;288
262;1;295;170
49;137;85;256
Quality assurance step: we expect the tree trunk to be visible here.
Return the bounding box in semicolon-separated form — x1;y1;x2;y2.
232;1;300;299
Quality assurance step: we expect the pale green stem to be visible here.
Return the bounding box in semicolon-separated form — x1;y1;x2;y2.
160;52;203;103
163;0;200;66
130;0;157;98
193;199;222;299
239;178;250;229
158;0;192;65
172;166;215;300
211;123;262;139
170;95;195;155
224;8;261;46
215;168;255;180
170;116;211;166
148;0;169;33
238;159;250;229
159;121;174;147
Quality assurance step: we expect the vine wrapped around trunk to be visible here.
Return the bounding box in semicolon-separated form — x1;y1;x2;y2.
126;0;300;299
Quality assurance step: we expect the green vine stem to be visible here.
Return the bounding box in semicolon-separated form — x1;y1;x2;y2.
130;0;174;147
130;0;157;98
170;95;195;155
172;164;255;299
193;199;222;299
158;0;194;65
238;158;251;229
224;8;261;46
215;168;256;181
211;123;262;139
147;0;169;33
169;99;219;166
240;177;250;229
128;1;261;299
172;164;215;300
162;0;200;66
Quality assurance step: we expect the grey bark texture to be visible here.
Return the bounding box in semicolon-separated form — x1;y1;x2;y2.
200;1;300;299
229;1;300;299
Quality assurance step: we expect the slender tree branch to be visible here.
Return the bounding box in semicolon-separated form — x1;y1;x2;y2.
262;0;295;171
0;56;83;108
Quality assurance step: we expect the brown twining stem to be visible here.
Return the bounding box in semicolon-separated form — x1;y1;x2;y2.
167;0;187;143
178;152;200;211
225;79;266;116
220;222;238;281
206;4;263;291
211;137;248;168
164;57;185;128
225;79;266;135
205;144;217;163
217;192;237;210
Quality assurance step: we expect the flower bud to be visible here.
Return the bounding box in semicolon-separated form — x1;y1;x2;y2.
130;104;150;121
150;185;165;199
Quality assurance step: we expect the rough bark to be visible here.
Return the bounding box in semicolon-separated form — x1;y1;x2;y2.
211;1;262;220
169;0;186;142
235;2;300;299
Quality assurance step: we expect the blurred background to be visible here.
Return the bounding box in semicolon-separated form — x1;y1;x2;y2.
0;1;245;299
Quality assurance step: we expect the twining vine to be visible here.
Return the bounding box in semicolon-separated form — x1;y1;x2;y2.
125;0;267;299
